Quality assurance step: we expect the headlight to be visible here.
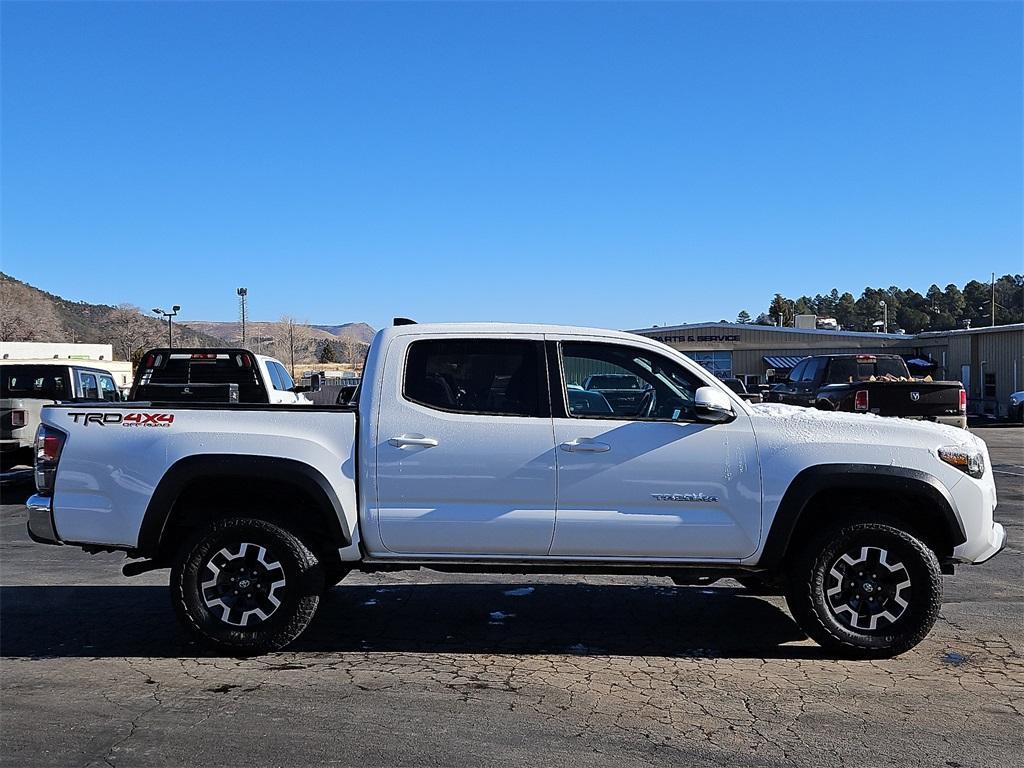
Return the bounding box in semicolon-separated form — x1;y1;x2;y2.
938;446;985;479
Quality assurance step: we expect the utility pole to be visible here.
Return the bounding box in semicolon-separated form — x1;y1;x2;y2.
289;320;295;379
879;300;887;333
991;272;996;327
237;288;248;345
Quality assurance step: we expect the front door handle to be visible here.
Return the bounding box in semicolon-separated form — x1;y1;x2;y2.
560;438;610;453
389;434;439;448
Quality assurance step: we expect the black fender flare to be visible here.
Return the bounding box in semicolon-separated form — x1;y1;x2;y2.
136;454;350;557
759;464;965;569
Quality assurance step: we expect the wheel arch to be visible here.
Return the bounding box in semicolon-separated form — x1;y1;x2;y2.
759;464;966;569
137;455;350;561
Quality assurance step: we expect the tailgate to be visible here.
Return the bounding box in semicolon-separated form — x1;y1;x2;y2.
865;382;963;417
1;398;36;441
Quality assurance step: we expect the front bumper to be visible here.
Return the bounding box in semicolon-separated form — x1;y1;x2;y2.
968;522;1006;564
26;494;62;545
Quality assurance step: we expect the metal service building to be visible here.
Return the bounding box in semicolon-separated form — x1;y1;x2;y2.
629;322;1024;418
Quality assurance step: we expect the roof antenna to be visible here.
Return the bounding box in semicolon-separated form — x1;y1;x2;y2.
393;317;417;326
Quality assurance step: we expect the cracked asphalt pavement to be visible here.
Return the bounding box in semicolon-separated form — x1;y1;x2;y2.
1;425;1021;767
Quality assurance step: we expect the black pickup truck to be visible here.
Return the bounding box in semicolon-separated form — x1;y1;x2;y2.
766;354;967;428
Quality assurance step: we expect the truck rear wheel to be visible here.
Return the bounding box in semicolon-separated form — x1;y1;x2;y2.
785;522;942;658
170;517;324;654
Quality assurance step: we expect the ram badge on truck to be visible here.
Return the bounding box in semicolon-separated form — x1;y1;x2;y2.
27;322;1005;656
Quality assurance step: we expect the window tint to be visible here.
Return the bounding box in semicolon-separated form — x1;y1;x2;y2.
0;366;71;399
77;371;99;400
561;342;703;421
404;339;543;417
274;363;295;391
826;357;910;384
265;362;284;390
99;376;119;402
788;360;807;383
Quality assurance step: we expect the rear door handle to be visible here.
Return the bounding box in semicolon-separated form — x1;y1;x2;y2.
560;438;610;453
389;434;439;448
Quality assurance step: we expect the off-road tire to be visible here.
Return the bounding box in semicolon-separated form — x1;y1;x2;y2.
171;517;324;654
785;522;942;658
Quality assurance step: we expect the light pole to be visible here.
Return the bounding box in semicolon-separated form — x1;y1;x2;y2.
878;300;887;333
237;288;248;345
152;306;180;348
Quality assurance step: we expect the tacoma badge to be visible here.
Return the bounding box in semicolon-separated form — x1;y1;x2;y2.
651;492;719;503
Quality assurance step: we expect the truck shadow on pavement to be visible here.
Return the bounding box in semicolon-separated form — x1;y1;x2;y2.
0;582;820;660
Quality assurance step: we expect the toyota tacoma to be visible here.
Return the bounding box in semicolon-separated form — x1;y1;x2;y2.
27;322;1004;656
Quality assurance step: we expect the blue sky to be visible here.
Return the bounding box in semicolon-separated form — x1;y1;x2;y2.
2;1;1021;330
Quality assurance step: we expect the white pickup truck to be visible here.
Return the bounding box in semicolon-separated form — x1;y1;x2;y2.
27;322;1005;657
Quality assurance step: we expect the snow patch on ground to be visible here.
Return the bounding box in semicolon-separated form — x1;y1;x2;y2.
362;599;378;606
489;611;515;621
503;587;535;597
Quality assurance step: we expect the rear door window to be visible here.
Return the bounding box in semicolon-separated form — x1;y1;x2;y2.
266;362;285;390
273;363;295;390
77;371;99;400
99;375;119;401
403;339;545;417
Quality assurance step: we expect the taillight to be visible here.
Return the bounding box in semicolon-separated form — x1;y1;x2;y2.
959;389;967;413
854;390;869;411
34;425;67;495
10;410;26;428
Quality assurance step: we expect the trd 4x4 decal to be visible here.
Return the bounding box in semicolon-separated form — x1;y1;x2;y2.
68;412;174;427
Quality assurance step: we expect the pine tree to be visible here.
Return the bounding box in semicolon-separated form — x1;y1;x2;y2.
736;310;752;324
318;342;338;364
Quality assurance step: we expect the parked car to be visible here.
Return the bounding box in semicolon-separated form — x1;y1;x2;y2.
721;377;763;404
1010;391;1024;423
566;385;614;415
765;354;967;428
1;360;119;467
582;372;648;415
129;348;318;405
28;322;1003;657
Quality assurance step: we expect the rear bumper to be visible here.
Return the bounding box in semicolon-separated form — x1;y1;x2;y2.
901;414;968;429
26;494;62;545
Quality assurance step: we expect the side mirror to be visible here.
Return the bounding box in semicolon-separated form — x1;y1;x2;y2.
307;372;323;393
694;386;736;423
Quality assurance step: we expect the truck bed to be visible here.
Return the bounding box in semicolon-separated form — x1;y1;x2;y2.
39;401;358;550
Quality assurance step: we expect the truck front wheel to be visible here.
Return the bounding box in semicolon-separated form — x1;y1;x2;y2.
170;517;324;654
785;522;942;658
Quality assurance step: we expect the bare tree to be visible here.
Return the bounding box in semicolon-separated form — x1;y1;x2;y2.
108;304;156;361
271;316;316;377
336;335;367;374
0;278;64;342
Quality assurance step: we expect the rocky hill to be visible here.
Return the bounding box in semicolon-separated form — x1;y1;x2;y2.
0;273;223;357
184;320;375;345
0;272;373;362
